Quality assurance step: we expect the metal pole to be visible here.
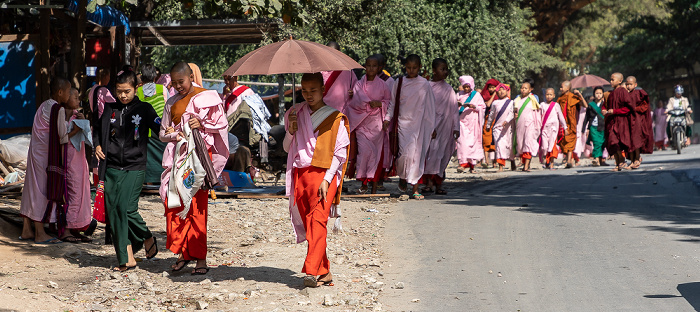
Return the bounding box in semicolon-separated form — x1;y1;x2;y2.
292;73;296;106
277;74;285;125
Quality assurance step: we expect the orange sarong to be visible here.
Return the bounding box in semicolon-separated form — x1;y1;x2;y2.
165;189;208;260
294;166;339;276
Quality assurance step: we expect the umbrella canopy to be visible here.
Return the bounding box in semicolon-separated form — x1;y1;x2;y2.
223;39;364;76
570;74;610;89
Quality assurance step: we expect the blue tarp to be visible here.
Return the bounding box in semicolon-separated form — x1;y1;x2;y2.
69;0;130;35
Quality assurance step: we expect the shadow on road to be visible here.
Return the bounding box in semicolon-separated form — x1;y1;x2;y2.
439;168;700;241
678;282;700;312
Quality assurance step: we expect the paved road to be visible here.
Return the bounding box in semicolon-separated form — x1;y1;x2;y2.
380;145;700;312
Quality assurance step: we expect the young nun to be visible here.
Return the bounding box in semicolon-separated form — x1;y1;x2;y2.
19;77;72;244
626;76;653;168
283;73;350;288
94;71;161;271
652;100;667;150
160;62;229;275
513;80;541;172
62;88;93;242
539;88;568;169
455;75;485;173
422;58;459;194
582;86;607;166
322;42;356;115
602;73;634;171
480;78;501;168
486;84;515;172
382;54;436;199
557;81;587;168
347;55;391;194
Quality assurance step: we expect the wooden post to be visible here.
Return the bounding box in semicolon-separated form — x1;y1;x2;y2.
71;0;88;93
38;0;51;104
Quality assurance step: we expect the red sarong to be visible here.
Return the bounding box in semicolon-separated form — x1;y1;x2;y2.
294;166;339;276
165;189;208;260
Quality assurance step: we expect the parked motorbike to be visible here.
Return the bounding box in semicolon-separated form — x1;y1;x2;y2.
668;107;688;154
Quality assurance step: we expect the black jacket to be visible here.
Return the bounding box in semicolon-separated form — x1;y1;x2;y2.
582;101;605;132
94;98;161;172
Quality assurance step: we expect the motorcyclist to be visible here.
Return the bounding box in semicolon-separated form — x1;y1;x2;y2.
666;85;693;146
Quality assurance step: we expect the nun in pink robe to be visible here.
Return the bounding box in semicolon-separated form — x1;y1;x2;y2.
424;78;459;180
347;74;391;182
384;76;436;185
538;100;568;163
486;84;515;163
514;92;542;158
322;71;357;115
65;112;92;230
20;99;63;224
573;107;589;158
455;76;485;168
652;106;667;148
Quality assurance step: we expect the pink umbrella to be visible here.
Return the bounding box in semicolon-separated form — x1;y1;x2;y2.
223;38;363;76
570;74;610;88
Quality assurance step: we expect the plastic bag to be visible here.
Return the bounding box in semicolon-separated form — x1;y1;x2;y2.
0;134;31;170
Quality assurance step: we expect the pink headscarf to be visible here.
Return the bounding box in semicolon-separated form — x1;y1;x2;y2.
459;75;475;90
496;83;510;91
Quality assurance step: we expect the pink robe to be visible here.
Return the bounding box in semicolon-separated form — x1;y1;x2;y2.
574;106;588;157
65;113;92;229
159;90;229;202
424;80;459;176
384;76;436;185
282;102;349;243
380;76;395;169
20;99;67;223
88;85;116;118
347;75;391;179
456;91;485;165
514;94;542;156
322;71;357;115
539;101;567;156
487;99;515;160
652;107;667;142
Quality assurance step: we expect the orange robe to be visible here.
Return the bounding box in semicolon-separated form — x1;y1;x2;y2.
558;92;581;153
165;87;209;260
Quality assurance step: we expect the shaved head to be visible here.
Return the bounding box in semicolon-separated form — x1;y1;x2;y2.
327;41;340;50
610;72;624;88
612;72;623;81
626;76;637;83
50;76;71;95
170;61;193;76
562;81;571;88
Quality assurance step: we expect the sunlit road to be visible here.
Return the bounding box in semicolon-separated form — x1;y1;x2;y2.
381;145;700;311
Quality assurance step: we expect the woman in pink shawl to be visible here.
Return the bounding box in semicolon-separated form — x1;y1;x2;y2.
539;88;568;169
485;84;515;172
347;56;391;194
423;59;459;194
513;80;542;172
455;75;485;173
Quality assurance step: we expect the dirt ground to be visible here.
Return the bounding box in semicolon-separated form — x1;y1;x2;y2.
0;158;576;312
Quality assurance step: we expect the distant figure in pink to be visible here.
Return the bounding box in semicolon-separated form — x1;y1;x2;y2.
455;75;485;173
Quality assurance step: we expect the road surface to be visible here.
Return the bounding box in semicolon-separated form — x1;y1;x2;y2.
381;145;700;311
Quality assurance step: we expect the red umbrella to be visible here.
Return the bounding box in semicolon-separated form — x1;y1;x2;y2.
223;38;363;76
570;74;610;88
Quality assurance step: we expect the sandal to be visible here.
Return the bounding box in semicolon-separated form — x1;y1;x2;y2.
411;193;424;200
317;272;333;286
145;237;158;259
435;189;447;195
421;186;433;193
171;259;191;272
191;267;210;275
357;187;368;195
113;265;136;272
303;275;319;288
70;231;93;243
60;235;81;243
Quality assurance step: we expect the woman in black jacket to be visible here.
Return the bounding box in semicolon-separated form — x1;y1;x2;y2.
94;70;162;271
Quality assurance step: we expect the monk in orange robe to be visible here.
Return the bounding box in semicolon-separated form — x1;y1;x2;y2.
283;73;350;288
557;81;587;168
